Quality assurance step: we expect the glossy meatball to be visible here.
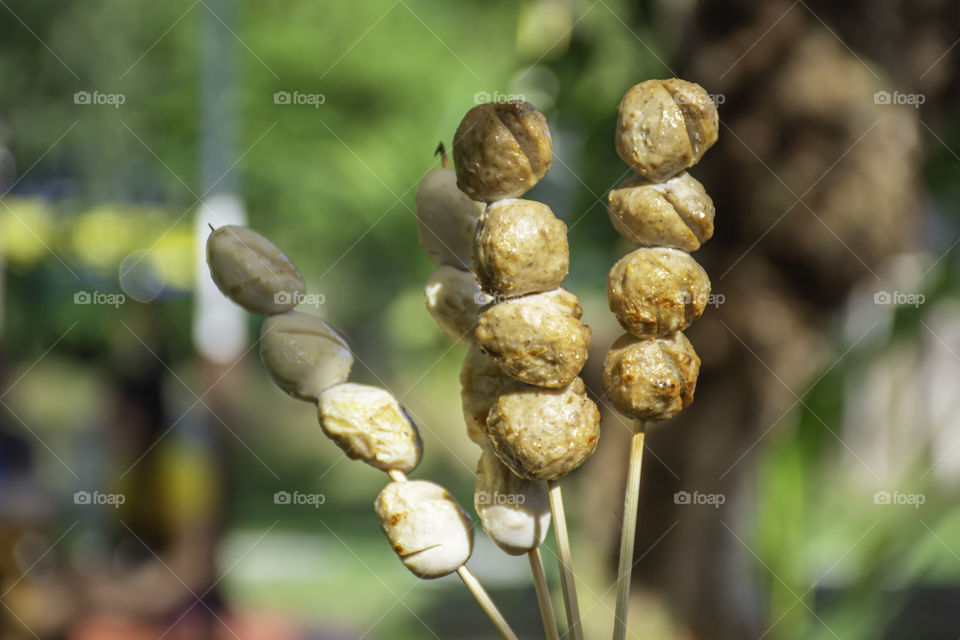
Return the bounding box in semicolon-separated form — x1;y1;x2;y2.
602;331;700;421
486;378;600;480
607;247;711;339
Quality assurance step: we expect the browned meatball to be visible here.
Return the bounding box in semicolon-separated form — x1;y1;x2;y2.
607;172;714;251
602;332;700;421
459;345;518;446
615;79;719;182
475;288;591;388
453;101;553;202
607;247;711;339
486;378;601;480
473;199;569;297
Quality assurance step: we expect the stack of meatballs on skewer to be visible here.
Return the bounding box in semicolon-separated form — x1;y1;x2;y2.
417;99;600;640
601;79;719;640
206;225;520;640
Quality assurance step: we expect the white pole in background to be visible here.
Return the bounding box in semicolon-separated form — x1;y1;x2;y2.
192;0;246;364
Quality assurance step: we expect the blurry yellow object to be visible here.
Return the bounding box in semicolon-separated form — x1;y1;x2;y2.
0;198;54;267
72;204;166;271
151;228;195;289
156;436;220;527
72;205;148;270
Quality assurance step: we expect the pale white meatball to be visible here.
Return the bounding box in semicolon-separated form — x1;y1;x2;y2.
424;266;490;343
260;311;352;401
375;480;474;579
206;225;305;315
474;448;550;555
317;384;422;473
415;167;484;270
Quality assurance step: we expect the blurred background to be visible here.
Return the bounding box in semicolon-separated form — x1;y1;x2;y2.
1;0;959;638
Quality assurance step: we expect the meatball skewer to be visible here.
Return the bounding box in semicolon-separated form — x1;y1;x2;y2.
206;224;519;640
603;79;719;640
453;99;600;640
417;143;560;640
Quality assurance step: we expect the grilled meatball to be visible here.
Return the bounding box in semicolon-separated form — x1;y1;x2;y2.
608;172;714;251
486;378;601;480
476;288;591;388
602;331;700;421
459;345;518;446
615;79;719;182
318;383;422;473
607;247;711;339
474;199;569;297
453;101;553;202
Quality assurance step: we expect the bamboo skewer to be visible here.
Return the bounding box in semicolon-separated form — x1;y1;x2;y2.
548;480;583;640
529;547;561;640
457;566;520;640
612;421;646;640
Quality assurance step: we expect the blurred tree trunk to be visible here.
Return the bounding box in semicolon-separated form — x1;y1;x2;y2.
608;1;960;638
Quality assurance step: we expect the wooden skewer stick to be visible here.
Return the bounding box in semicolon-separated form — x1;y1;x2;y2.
528;547;561;640
435;141;450;169
548;479;584;640
387;469;407;483
457;565;520;640
612;420;646;640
